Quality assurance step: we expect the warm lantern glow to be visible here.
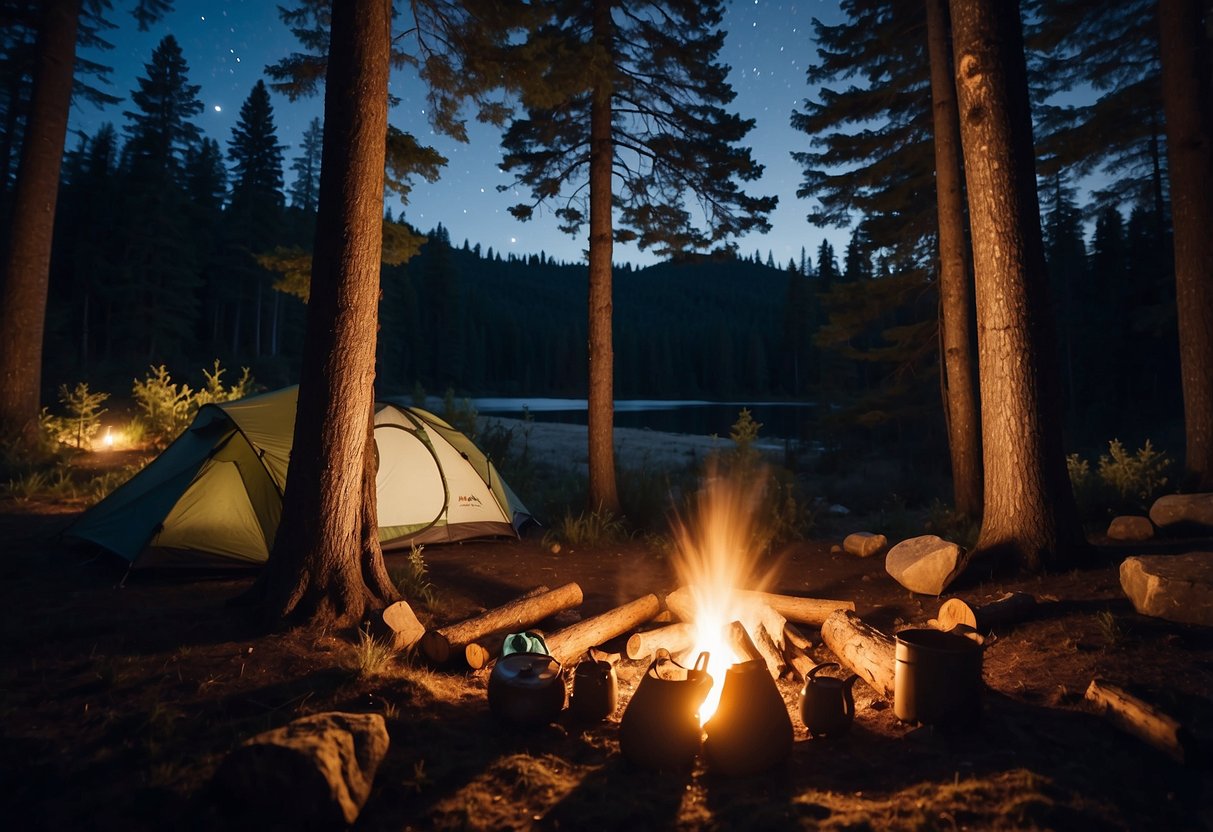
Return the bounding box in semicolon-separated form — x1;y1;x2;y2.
670;467;777;723
103;427;115;449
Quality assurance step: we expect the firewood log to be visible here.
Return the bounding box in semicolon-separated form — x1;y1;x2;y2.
545;593;662;666
420;583;581;665
726;620;763;663
783;622;818;652
1085;679;1194;764
752;623;787;678
935;591;1037;632
820;609;896;699
782;638;815;682
626;622;695;661
665;585;854;627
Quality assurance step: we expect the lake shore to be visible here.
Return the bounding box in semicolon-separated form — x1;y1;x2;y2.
478;414;736;472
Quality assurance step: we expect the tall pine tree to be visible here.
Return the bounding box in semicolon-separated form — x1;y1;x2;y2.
499;0;775;515
289;116;323;212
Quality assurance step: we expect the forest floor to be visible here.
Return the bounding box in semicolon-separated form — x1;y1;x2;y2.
2;424;1213;831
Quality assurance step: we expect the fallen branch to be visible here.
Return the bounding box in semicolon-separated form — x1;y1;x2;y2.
783;622;818;652
1085;679;1193;764
420;583;580;665
935;591;1037;633
727;620;763;663
820;609;896;699
782;637;815;682
545;593;662;666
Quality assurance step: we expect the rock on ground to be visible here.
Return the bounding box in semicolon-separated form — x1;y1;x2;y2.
843;532;887;558
1149;493;1213;530
1107;515;1155;541
885;535;967;596
211;711;390;828
1119;552;1213;627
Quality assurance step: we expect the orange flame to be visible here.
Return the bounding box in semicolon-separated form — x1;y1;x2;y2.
670;466;778;723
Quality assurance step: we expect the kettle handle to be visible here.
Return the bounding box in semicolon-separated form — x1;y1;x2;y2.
808;661;839;680
693;651;710;673
842;674;859;718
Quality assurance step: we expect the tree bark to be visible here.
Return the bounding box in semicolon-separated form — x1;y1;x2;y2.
0;0;81;444
925;0;982;519
1158;0;1213;490
586;0;620;515
949;0;1088;572
261;0;398;628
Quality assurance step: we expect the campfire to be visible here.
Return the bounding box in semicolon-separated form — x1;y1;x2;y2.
401;468;860;773
666;470;781;723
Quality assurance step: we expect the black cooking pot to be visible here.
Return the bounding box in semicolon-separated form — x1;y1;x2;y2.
893;628;983;728
488;652;565;727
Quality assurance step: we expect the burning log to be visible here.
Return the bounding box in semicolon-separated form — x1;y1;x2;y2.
420;583;581;665
820;609;896;699
751;623;787;678
665;585;853;628
934;591;1037;633
626;622;695;661
545;593;662;666
1085;679;1195;764
727;620;763;662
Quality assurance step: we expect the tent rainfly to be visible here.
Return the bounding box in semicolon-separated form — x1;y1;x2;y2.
67;386;531;568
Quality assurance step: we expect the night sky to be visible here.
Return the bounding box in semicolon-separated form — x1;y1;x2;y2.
71;1;847;268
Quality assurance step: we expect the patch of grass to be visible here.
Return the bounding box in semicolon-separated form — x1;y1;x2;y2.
545;508;629;547
347;629;397;679
1095;610;1122;645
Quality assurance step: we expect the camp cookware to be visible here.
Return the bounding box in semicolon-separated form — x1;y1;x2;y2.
488;652;566;727
619;652;712;770
798;662;859;738
703;658;794;776
569;659;618;722
893;627;983;728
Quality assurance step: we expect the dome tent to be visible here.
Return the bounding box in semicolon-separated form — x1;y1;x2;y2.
68;386;531;568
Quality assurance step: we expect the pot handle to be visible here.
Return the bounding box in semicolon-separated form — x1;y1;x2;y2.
808;661;839;680
693;651;710;673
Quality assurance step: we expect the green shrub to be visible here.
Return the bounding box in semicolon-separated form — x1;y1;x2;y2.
389;544;436;607
1068;439;1173;518
42;382;109;450
131;365;196;448
131;362;256;449
1097;439;1170;509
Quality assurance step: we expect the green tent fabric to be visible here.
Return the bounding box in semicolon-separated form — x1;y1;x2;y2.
68;386;532;568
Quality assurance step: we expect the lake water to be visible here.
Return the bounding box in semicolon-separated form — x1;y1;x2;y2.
470;397;820;442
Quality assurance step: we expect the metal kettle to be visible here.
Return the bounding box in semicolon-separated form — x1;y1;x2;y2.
798;662;859;738
488;652;566;727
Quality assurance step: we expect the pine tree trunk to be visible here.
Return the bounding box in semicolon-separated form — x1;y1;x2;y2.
1159;0;1213;490
949;0;1087;571
261;0;398;628
926;0;982;520
586;0;620;515
0;0;80;444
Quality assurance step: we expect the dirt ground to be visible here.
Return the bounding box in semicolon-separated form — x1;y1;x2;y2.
3;443;1213;830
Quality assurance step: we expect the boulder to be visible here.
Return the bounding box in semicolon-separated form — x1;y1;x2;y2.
885;535;968;596
843;532;888;558
1119;553;1213;627
212;711;389;829
1149;493;1213;531
1107;515;1155;542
